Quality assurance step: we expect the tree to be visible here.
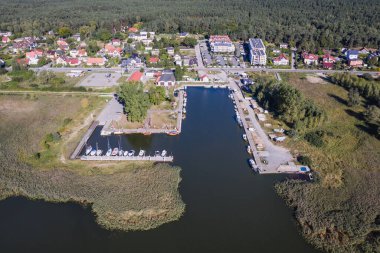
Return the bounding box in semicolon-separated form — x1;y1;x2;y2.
117;82;151;122
348;88;361;107
79;25;91;38
58;27;72;38
148;86;166;105
174;66;184;81
96;29;112;42
364;105;380;136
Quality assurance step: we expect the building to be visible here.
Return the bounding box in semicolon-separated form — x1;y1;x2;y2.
121;56;144;68
248;38;267;65
346;50;359;60
2;36;11;44
104;43;123;57
348;59;363;67
279;43;288;49
322;54;336;69
167;47;175;55
128;71;143;82
209;35;235;53
149;57;159;64
156;70;176;86
302;53;319;65
273;53;289;66
87;57;106;66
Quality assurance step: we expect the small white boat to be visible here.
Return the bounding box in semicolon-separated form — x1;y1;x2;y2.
247;145;252;154
90;149;96;156
111;148;119;156
85;145;92;155
161;150;167;157
128;150;135;156
242;134;247;141
96;149;103;156
155;151;160;156
138;150;145;157
249;159;259;171
123;150;129;156
118;149;124;156
105;148;112;156
183;108;187;114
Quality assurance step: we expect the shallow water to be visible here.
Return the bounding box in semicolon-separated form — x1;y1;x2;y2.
0;87;320;253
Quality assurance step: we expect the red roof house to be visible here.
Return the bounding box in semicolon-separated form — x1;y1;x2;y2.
87;57;106;66
273;53;289;66
128;71;143;82
149;57;159;64
302;52;319;65
2;36;11;44
128;27;139;33
322;54;336;69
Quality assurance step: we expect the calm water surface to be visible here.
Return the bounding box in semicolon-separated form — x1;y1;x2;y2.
0;87;320;253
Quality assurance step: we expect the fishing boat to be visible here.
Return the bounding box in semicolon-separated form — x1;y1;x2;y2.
138;150;145;157
167;130;179;136
90;149;96;156
161;150;167;157
247;145;252;154
249;159;259;171
155;151;160;157
242;134;247;141
85;144;92;156
128;150;135;156
111;148;119;156
105;138;112;156
95;142;103;156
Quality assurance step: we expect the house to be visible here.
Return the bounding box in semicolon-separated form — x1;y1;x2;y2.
0;31;12;37
145;70;159;78
16;58;30;66
209;35;235;53
322;54;336;69
141;39;153;46
149;57;159;64
111;38;121;47
166;47;175;55
156;70;176;86
248;38;267;65
173;54;182;62
280;43;288;49
128;71;143;82
77;49;87;58
66;57;80;66
56;55;69;65
87;57;106;66
198;71;209;82
104;43;123;57
346;50;359;60
25;49;44;65
69;49;79;58
273;53;289;66
302;53;319;65
71;33;81;42
46;50;56;60
122;56;144;68
57;39;69;49
145;46;153;53
151;49;160;56
12;37;36;53
2;36;10;44
128;27;139;33
348;59;363;67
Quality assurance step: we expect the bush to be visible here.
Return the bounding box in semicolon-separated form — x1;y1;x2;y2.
297;155;312;167
304;130;325;147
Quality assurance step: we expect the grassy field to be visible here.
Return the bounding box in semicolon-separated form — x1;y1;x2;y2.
275;73;380;252
0;94;185;231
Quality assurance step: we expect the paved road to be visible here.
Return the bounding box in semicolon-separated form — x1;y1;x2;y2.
228;77;293;173
194;43;204;69
0;90;113;96
291;50;296;70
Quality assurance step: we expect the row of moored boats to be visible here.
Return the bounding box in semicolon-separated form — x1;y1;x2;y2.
85;144;167;158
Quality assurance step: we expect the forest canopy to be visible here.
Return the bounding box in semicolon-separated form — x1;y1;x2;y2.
0;0;380;48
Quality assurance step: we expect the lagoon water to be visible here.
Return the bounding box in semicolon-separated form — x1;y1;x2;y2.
0;87;320;253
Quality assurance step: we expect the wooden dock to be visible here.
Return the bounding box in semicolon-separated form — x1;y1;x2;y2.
80;155;174;162
70;120;99;159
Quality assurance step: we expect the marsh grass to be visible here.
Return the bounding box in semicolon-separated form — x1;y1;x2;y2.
0;94;185;231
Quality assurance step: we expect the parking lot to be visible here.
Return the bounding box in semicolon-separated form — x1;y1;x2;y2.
77;72;121;88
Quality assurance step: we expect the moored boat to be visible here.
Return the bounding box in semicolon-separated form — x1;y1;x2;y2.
242;134;247;141
138;150;145;157
247;145;252;154
111;148;119;156
85;145;92;156
161;150;167;157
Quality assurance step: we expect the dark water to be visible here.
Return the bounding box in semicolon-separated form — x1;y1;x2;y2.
0;87;320;253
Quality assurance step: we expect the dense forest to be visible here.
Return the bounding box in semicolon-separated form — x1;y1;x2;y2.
1;0;380;49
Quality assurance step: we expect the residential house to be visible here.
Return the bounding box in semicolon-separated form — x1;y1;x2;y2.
348;59;363;67
71;33;81;42
12;37;37;53
149;57;160;64
87;57;106;66
77;49;87;59
346;50;359;60
56;55;69;65
166;47;175;55
302;53;319;65
0;31;12;37
57;39;69;51
2;36;11;44
151;49;160;56
121;56;144;68
322;54;336;69
66;57;80;66
69;49;79;58
128;27;139;33
248;38;267;65
25;49;44;65
179;32;189;38
198;71;209;82
272;53;289;66
104;43;123;57
209;35;235;53
156;70;176;86
280;43;288;49
111;38;121;47
46;50;56;60
128;71;143;82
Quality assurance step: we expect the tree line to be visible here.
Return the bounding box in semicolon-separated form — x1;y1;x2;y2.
1;0;379;49
252;77;326;133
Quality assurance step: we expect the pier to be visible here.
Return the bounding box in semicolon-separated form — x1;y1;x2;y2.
70;120;99;159
80;155;173;162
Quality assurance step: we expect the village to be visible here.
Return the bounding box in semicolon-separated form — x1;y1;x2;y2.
0;24;379;177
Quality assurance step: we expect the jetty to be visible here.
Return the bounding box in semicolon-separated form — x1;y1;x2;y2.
80;155;173;162
70;120;99;159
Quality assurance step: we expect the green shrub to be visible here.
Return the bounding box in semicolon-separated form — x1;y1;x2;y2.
304;130;325;147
